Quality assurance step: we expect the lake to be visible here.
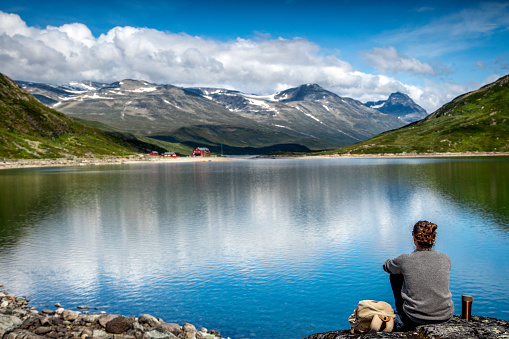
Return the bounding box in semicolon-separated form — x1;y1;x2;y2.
0;157;508;338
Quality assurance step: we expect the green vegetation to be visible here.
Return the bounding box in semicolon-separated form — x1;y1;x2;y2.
315;75;509;155
74;118;194;155
0;73;182;159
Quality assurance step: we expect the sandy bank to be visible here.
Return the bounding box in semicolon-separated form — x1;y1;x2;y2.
1;151;508;170
264;151;509;160
0;155;250;170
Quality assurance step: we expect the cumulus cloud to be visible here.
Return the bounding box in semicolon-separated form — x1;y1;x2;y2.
0;11;469;112
360;46;438;75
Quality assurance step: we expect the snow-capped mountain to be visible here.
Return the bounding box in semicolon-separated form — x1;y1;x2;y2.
364;92;428;124
18;80;404;154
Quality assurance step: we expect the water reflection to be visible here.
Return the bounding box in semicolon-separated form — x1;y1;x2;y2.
0;157;508;338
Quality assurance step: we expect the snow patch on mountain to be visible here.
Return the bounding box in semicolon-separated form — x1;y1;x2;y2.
82;93;114;100
296;106;322;124
242;93;277;102
164;99;181;109
67;81;98;91
246;98;279;114
129;87;157;93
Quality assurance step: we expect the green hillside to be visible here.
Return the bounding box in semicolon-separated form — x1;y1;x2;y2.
73;118;194;155
319;75;509;155
0;73;175;159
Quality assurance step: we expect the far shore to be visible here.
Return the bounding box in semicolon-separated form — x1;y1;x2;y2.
1;151;509;170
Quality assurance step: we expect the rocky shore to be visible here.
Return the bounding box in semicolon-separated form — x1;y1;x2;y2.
2;286;509;339
0;287;227;339
303;315;509;339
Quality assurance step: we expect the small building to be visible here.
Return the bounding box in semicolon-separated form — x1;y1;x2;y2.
162;151;179;157
149;151;159;156
192;147;211;157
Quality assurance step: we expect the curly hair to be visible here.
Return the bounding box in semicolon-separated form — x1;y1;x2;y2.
413;221;437;249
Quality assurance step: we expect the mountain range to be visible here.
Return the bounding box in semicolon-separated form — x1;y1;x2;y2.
0;73;179;159
364;92;428;124
17;80;405;154
321;75;509;154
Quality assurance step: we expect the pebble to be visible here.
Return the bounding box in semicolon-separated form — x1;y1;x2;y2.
0;287;226;339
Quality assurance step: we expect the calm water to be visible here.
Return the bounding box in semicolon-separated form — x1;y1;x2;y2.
0;157;508;338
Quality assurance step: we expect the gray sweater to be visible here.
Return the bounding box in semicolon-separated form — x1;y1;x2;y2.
383;249;454;323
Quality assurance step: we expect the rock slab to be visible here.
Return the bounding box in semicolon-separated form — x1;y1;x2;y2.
303;315;509;339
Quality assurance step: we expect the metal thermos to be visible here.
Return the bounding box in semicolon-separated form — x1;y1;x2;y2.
462;295;473;320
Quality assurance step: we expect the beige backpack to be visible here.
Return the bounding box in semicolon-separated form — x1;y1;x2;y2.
348;300;395;333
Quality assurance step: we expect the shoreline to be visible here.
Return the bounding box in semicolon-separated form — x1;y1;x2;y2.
1;151;508;170
0;286;227;339
3;286;509;339
0;155;250;170
265;151;509;160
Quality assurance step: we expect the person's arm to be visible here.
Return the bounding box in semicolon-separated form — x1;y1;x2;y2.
383;254;404;274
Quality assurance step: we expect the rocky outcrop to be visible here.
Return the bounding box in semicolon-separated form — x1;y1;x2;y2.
0;290;226;339
303;315;509;339
3;286;508;339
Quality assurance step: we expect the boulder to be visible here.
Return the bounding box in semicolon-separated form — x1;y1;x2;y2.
99;314;118;327
420;315;509;339
138;314;160;327
105;315;133;334
145;328;178;339
92;329;110;339
158;322;182;336
62;309;80;321
4;329;45;339
303;315;509;339
33;326;52;335
83;314;101;324
0;315;23;337
182;322;197;333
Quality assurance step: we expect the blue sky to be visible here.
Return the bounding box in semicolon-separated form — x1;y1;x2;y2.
1;0;508;111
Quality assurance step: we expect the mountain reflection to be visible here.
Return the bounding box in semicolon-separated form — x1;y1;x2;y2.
0;158;508;338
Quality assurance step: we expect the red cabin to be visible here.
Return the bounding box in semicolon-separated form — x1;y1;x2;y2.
149;151;159;156
192;147;211;157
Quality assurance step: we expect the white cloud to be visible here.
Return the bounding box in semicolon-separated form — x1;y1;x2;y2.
382;2;509;58
0;10;481;113
360;46;438;75
475;61;487;69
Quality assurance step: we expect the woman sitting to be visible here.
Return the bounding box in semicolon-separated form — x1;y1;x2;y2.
383;220;454;330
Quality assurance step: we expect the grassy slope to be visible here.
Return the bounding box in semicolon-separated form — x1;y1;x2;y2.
316;75;509;155
0;73;177;159
74;118;194;155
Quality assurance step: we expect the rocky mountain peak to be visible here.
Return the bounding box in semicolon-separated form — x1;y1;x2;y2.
387;92;412;105
274;83;334;102
364;92;428;124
